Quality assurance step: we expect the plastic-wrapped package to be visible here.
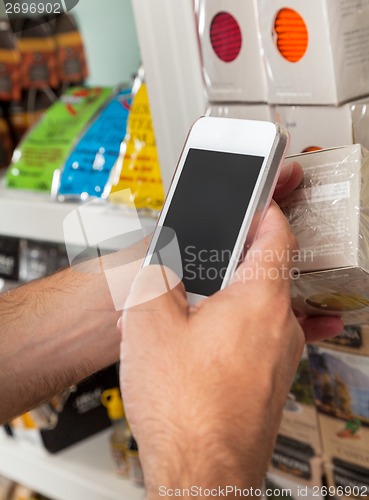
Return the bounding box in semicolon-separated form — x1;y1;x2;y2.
16;18;59;89
54;14;88;88
276;99;369;155
5;86;112;193
0;19;21;101
256;0;369;104
282;145;369;325
109;69;165;214
10;88;57;144
196;0;267;102
58;87;132;200
207;103;273;121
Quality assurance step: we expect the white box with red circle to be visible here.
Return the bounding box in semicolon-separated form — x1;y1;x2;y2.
275;99;369;155
256;0;369;104
195;0;267;102
207;102;273;121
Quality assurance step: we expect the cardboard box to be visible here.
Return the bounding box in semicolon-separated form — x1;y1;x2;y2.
276;100;369;155
325;460;369;499
207;103;273;121
308;345;369;470
279;348;322;455
265;471;324;500
196;0;267;102
318;325;369;357
0;236;19;282
282;145;369;324
256;0;369;104
269;437;321;485
267;437;323;492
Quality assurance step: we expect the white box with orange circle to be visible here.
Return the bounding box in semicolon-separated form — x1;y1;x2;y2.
276;99;369;155
282;145;369;324
256;0;369;104
196;0;267;102
207;103;273;121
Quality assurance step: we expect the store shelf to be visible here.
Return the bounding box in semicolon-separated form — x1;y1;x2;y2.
0;428;144;500
0;181;155;247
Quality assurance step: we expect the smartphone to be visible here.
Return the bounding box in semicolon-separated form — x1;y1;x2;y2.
144;117;289;305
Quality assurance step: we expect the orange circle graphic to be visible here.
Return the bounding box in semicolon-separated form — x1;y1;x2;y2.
274;8;308;63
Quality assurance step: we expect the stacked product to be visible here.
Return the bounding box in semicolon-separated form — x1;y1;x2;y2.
0;14;88;169
267;349;324;499
197;1;369;155
4;69;164;213
109;68;165;214
309;338;369;500
282;146;369;497
196;2;369;494
196;0;271;122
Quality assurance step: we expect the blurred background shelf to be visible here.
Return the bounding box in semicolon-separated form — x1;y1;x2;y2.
0;180;154;247
0;428;144;500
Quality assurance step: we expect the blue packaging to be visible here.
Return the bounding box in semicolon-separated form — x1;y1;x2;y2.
58;87;132;198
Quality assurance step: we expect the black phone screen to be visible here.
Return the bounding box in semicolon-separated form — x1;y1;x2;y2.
151;148;265;296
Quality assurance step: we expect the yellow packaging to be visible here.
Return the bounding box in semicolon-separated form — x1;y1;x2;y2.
109;72;165;213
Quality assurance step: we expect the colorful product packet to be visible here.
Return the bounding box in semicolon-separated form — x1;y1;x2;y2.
5;86;112;193
109;73;165;213
58;87;132;199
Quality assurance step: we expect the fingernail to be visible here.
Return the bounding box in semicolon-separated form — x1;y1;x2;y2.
117;316;122;332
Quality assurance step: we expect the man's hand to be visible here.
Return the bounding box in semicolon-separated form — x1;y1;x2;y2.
119;163;343;496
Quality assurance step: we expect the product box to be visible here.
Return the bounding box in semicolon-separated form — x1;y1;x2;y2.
318;325;369;357
282;145;369;324
207;103;273;121
265;471;324;500
0;236;20;282
276;99;369;155
256;0;369;104
325;460;369;499
267;436;323;493
10;364;119;454
279;348;322;455
308;345;369;470
196;0;267;102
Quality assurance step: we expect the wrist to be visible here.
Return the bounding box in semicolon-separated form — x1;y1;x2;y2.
138;429;265;498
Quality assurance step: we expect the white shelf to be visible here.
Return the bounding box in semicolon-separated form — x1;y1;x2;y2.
0;182;155;247
0;428;144;500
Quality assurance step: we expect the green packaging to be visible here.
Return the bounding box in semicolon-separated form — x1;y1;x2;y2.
5;86;112;192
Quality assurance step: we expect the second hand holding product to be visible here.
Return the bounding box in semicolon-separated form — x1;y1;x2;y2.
143;117;289;305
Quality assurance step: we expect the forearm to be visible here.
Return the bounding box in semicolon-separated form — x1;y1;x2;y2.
0;239;147;424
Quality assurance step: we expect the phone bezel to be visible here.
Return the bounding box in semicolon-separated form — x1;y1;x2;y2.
143;117;288;304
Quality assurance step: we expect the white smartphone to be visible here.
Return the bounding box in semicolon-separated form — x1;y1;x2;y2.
143;117;289;305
